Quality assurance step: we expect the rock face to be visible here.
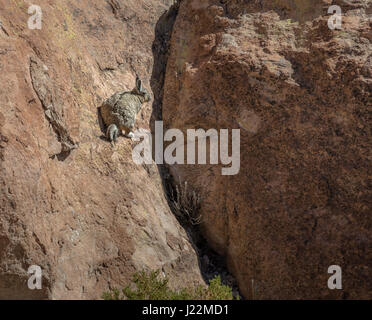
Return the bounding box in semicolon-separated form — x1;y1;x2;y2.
163;0;371;299
0;0;203;299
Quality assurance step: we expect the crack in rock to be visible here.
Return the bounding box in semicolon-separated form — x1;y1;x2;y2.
29;57;78;160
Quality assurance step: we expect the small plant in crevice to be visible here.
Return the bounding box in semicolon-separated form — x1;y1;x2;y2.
167;180;202;226
102;270;238;300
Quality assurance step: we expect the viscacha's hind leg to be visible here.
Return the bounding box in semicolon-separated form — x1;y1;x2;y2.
106;124;119;145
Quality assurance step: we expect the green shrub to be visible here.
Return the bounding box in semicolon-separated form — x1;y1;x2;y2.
102;270;238;300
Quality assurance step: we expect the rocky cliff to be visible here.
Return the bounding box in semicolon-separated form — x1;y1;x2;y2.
163;0;371;299
0;0;371;300
0;0;204;299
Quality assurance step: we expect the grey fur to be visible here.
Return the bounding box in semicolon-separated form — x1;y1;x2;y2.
106;124;119;143
100;76;151;143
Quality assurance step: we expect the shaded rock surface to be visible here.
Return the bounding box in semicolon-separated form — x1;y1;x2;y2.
163;0;371;299
0;0;204;299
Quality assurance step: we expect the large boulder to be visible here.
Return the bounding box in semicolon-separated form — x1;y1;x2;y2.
163;0;371;299
0;0;203;299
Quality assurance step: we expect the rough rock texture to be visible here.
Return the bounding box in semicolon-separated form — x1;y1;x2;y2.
163;0;371;299
0;0;204;299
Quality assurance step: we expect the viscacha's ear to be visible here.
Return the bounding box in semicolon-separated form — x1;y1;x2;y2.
136;76;142;92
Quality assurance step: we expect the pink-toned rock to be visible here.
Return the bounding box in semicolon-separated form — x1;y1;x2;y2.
0;0;203;299
163;0;371;299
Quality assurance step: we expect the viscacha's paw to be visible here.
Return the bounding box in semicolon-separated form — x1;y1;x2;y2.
125;132;134;139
